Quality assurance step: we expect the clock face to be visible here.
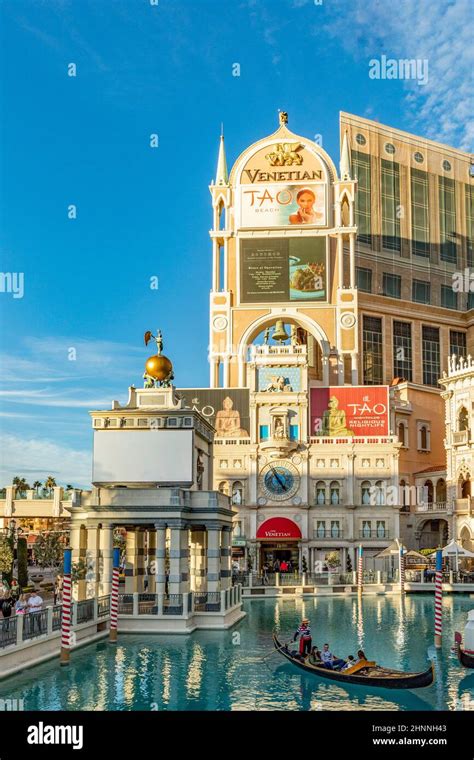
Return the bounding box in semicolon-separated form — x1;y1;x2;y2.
259;460;300;501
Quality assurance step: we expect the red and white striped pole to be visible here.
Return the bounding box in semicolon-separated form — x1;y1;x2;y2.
60;548;72;666
357;545;363;595
434;549;443;648
109;547;120;643
399;546;405;594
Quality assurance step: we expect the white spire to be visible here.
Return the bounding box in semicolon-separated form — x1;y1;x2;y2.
215;132;228;186
339;130;352;181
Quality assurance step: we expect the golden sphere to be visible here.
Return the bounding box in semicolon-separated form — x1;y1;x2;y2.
145;354;173;381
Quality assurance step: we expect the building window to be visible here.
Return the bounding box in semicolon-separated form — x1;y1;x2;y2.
363;316;383;385
385;143;396;155
352;151;371;244
376;521;387;538
458;407;469;432
441;284;458;310
422;326;440;386
361;481;371;505
382;272;401;299
442;160;452;172
316;481;326;505
411;168;430;258
414;152;424;164
259;425;269;441
381;159;401;252
469;292;474;311
330;482;340;505
450;331;466;359
417;422;431;451
374;480;385;505
466;185;474;267
393;321;412;381
330;521;341;538
355;133;366;146
439;177;457;264
362;520;371;538
412;279;430;304
316;521;326;539
289;424;299;441
232;481;243;505
397;421;407;447
356;266;372;293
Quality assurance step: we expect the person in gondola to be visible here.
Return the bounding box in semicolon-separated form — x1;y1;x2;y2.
308;645;322;665
320;643;346;670
341;655;356;671
293;618;312;657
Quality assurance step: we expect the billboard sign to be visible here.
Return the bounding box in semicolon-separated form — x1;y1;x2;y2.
177;388;250;438
240;237;327;304
310;386;389;437
240;183;326;228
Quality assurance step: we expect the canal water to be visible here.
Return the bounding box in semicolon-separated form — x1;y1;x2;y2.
2;595;474;711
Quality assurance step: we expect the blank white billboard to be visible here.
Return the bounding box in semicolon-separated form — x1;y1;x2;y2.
93;430;193;485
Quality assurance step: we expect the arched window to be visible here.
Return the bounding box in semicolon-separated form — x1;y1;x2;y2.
461;477;471;499
316;481;326;505
424;479;434;504
458;406;469;431
418;424;430;451
218;481;229;496
330;481;340;505
435;479;446;504
375;480;384;505
361;481;371;505
400;479;407;509
397;422;406;446
232;481;243;505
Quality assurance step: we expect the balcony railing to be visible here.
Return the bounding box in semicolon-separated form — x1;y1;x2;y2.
22;610;48;640
359;530;389;539
453;430;469;445
0;617;17;649
313;530;344;539
314;499;342;506
310;436;396;445
193;592;221;612
76;599;95;624
415;501;447;513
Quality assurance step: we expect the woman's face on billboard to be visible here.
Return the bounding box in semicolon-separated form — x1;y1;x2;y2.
297;191;315;211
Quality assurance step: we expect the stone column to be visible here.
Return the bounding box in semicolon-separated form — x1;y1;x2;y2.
98;523;114;596
189;531;197;591
154;522;167;595
168;522;190;595
220;526;232;590
193;530;207;592
70;522;87;601
206;524;222;593
125;529;145;593
147;529;157;593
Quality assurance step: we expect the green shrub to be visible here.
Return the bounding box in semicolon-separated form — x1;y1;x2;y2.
17;537;28;588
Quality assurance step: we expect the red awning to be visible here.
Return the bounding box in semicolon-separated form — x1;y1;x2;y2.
256;517;301;540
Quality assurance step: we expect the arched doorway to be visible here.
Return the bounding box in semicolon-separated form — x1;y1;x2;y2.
256;517;301;571
418;519;449;550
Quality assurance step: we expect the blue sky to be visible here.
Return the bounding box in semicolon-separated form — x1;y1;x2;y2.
0;0;471;487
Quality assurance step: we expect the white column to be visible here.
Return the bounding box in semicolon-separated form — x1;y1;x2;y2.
85;525;99;598
349;233;356;289
98;523;114;596
220;527;232;590
169;522;190;595
351;353;359;385
337;234;344;287
147;529;156;593
154;522;167;595
206;525;222;593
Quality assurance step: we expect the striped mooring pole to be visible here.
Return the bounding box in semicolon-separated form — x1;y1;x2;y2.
434;549;443;648
109;547;120;643
399;546;405;594
357;545;363;595
60;548;72;666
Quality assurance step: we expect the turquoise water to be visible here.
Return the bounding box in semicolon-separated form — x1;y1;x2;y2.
2;595;474;711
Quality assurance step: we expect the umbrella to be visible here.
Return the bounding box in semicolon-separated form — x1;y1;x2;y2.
429;540;474;572
373;540;408;558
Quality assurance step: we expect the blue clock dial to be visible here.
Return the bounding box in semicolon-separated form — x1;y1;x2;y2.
259;460;300;501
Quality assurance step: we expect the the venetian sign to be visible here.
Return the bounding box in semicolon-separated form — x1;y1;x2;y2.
256;517;302;540
310;386;389;437
238;142;328;228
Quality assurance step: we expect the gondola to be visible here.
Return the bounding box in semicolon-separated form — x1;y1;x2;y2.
454;632;474;669
272;633;434;689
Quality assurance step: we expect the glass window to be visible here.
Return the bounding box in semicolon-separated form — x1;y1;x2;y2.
316;482;326;505
361;482;371;505
363;316;383;385
441;284;458;310
355;133;366;145
316;521;326;539
259;425;269;441
422;326;440;386
356;266;372;293
382;272;401;298
385;143;396;154
381;159;401;251
289;424;299;441
450;331;466;359
362;520;371;538
393;321;412;381
469;292;474;310
330;482;340;505
352;151;371;244
398;422;406;446
466;185;474;267
376;521;386;538
330;521;341;538
412;279;430;304
414;152;424;164
439;177;457;264
442;160;452;172
411;168;430;258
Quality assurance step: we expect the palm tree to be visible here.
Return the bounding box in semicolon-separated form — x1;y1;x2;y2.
44;476;57;497
66;484;73;491
33;481;42;495
12;477;29;496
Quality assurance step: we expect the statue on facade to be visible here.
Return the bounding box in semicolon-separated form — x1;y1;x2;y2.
273;417;286;440
143;328;174;388
263;327;271;345
321;396;354;436
215;396;248;437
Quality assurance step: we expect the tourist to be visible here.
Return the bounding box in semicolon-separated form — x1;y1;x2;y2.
308;646;322;665
341;655;356;671
27;591;44;634
262;563;269;585
354;649;367;663
273;559;280;572
1;592;13;632
54;576;63;605
320;643;346;670
287;559;292;573
293;618;312;656
280;560;288;573
15;594;27;614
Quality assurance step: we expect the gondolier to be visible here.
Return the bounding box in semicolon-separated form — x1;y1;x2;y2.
293;618;312;656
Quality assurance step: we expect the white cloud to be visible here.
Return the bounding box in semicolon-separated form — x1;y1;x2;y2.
319;0;473;150
0;434;91;489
